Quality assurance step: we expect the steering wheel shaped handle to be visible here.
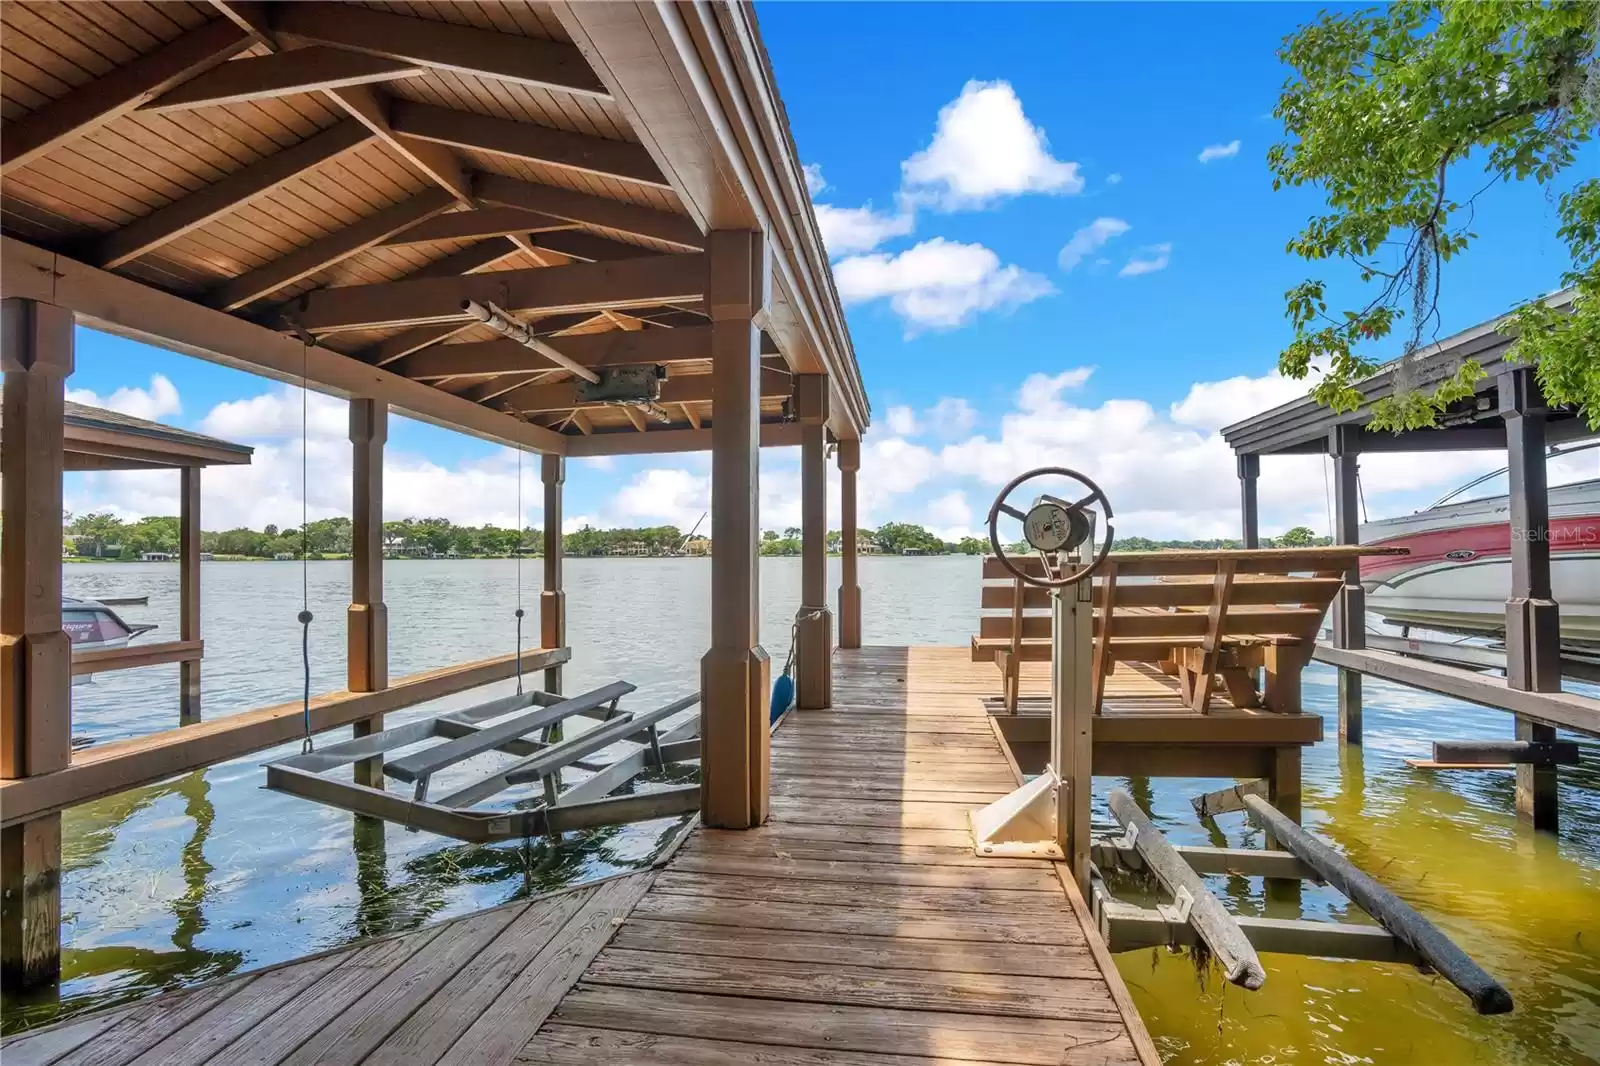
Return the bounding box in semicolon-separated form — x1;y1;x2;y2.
987;467;1115;589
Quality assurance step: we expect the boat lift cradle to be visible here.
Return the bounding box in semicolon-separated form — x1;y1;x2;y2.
265;680;703;842
967;466;1514;1015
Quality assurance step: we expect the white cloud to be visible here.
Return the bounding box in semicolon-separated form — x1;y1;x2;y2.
925;397;977;438
1119;243;1171;277
813;202;915;256
198;385;346;440
1058;217;1130;272
885;406;920;436
901;80;1083;209
612;467;709;529
833;238;1054;332
1018;368;1094;412
1169;369;1311;432
926;490;974;539
1105;173;1123;185
1198;140;1241;163
66;374;181;422
802;162;828;196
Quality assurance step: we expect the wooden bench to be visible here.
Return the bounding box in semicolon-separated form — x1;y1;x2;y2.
972;547;1401;715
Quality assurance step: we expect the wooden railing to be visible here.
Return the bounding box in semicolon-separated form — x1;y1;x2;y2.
71;639;204;676
1;648;568;827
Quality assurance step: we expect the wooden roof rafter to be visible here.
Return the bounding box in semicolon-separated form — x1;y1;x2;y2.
0;1;869;456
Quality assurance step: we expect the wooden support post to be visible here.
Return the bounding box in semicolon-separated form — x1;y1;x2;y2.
1;298;73;995
795;375;832;710
541;453;565;696
1330;426;1364;745
837;439;861;650
1237;453;1260;549
347;399;388;788
1499;370;1561;831
179;466;202;724
699;231;770;830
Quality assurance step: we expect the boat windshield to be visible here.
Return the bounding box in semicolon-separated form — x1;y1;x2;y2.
1428;439;1600;509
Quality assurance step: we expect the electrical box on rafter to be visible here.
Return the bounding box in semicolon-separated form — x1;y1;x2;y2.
577;366;666;406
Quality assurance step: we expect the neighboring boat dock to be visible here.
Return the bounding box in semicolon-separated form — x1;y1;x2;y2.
1224;304;1600;832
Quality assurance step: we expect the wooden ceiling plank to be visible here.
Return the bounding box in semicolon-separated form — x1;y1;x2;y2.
389;100;668;189
475;173;703;251
570;409;594;436
1;17;252;175
295;252;708;332
529;229;665;263
359;237;529;365
379;206;573;246
141;46;426;113
268;2;609;100
681;402;701;430
94;117;373;268
209;187;456;310
501;365;789;415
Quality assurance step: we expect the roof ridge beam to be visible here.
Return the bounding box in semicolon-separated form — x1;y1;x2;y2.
95;118;373;268
141;45;426;113
269;2;609;100
294;253;708;333
1;18;251;174
209;188;457;311
390;100;667;189
474;173;703;251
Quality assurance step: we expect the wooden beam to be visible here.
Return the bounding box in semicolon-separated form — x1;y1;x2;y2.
796;384;833;709
359;238;529;366
179;468;201;723
0;650;567;828
566;420;801;457
325;83;470;205
475;173;703;251
1;18;251;174
0;299;72;996
542;453;566;695
270;3;609;98
700;231;769;829
380;207;572;246
210;188;456;310
295;252;707;332
391;101;667;189
682;403;701;430
528;230;667;263
396;325;715;378
499;366;789;415
349;399;387;787
838;438;861;649
3;237;567;455
142;45;423;112
96;118;372;268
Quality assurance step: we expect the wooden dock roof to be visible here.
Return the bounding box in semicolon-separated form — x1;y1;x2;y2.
1222;288;1589;456
0;400;253;469
1;1;868;454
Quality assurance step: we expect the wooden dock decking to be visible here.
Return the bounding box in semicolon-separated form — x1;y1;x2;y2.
4;646;1159;1066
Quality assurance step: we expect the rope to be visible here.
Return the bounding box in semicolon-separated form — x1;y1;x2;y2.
782;606;829;677
298;342;314;754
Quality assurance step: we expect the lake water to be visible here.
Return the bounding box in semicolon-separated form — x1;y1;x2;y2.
6;557;1598;1064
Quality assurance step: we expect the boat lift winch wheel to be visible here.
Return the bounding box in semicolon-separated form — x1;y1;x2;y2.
986;467;1115;587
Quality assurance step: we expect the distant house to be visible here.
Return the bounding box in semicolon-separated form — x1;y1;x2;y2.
198;552;214;561
274;552;295;561
858;536;883;555
140;551;173;562
684;537;712;556
900;547;926;557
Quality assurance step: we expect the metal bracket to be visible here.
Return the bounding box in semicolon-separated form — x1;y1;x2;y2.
1158;885;1195;925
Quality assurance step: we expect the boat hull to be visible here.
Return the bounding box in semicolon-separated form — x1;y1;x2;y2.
1361;489;1600;648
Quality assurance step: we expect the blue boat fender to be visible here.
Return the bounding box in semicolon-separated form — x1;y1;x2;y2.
770;672;795;723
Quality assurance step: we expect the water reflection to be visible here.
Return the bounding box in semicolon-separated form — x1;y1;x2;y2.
8;558;1597;1066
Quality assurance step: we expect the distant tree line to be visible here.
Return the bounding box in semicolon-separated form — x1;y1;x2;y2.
61;513;1332;561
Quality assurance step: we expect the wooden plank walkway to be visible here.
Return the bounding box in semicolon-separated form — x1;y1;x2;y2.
524;646;1160;1066
3;646;1159;1066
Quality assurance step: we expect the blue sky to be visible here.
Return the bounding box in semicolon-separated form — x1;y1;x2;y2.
64;2;1593;540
